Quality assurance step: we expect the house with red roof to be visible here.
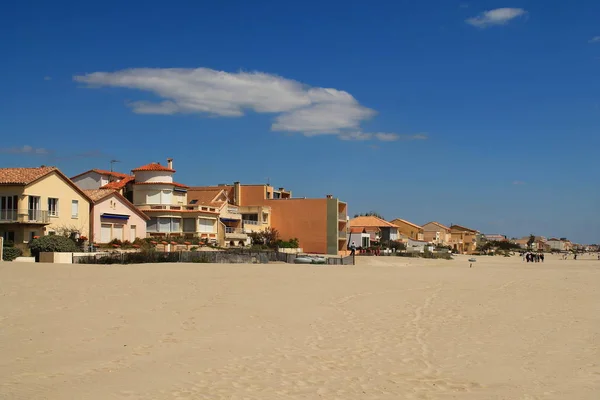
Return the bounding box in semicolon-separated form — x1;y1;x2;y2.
130;159;220;243
0;166;92;250
83;189;149;244
422;221;452;246
349;216;400;243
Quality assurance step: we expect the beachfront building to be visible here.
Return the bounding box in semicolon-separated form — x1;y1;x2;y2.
483;234;508;242
406;238;430;253
130;159;220;243
191;182;348;255
449;224;480;254
348;227;371;249
389;218;424;241
547;238;573;252
422;221;452;246
515;236;549;251
186;187;268;247
349;216;400;243
0;166;91;249
84;189;149;243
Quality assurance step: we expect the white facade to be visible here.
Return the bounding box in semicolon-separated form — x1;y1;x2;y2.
134;171;173;183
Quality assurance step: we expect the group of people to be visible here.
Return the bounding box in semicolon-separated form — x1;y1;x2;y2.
523;252;544;263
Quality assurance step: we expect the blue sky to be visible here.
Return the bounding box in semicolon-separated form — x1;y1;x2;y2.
1;0;599;243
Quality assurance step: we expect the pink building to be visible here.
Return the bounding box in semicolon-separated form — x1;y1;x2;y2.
84;189;149;243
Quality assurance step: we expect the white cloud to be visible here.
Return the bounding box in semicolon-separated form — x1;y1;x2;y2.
74;67;418;142
0;145;49;155
466;8;527;28
589;36;600;43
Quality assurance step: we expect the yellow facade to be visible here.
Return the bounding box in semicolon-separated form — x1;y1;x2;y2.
0;171;91;246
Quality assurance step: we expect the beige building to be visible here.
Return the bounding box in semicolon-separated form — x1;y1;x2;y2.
422;221;451;245
390;218;424;241
449;224;479;254
187;187;272;247
130;159;220;243
0;167;91;248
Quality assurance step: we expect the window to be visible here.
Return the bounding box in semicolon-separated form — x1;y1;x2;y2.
189;199;198;204
158;218;171;232
48;198;59;217
198;219;214;233
171;218;181;232
0;195;18;221
71;200;79;218
162;190;172;204
146;191;161;204
147;218;158;232
1;231;15;244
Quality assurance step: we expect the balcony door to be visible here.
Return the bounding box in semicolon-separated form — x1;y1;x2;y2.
28;196;41;221
0;195;18;221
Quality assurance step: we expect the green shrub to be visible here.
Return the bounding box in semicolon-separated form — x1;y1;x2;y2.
2;247;23;261
29;235;79;258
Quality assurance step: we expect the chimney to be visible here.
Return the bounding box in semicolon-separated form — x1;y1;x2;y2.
167;158;173;169
326;194;333;199
234;181;241;206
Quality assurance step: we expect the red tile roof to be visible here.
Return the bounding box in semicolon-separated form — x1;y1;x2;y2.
131;163;175;173
84;189;149;220
101;175;134;190
0;166;58;185
390;218;423;230
423;221;451;231
349;216;399;228
187;188;228;206
350;227;366;233
71;169;130;180
83;188;117;202
133;181;189;188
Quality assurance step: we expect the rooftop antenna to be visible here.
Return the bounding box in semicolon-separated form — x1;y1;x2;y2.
266;177;270;186
110;159;121;173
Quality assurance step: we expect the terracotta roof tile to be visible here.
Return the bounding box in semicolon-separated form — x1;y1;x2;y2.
187;188;228;206
101;175;134;189
71;169;130;180
390;218;423;230
83;188;117;202
133;181;189;188
349;216;399;228
350;227;365;233
0;166;58;185
423;221;451;231
131;163;175;173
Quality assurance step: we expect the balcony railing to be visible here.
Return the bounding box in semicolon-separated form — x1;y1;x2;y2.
140;204;218;213
243;220;259;226
225;227;245;234
338;230;347;238
0;209;49;224
338;213;347;220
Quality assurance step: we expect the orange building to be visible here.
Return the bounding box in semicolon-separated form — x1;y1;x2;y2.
190;182;348;255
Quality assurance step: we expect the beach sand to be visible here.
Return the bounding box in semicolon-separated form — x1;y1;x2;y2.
1;255;599;399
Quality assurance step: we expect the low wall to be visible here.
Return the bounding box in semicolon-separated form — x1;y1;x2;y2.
14;257;36;263
40;252;74;264
278;248;303;254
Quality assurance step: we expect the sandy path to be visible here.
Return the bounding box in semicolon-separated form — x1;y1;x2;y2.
1;256;599;399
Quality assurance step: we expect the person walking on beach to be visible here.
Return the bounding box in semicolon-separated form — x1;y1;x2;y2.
350;241;356;256
540;253;544;262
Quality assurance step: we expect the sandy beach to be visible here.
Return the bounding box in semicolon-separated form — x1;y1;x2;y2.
1;255;599;399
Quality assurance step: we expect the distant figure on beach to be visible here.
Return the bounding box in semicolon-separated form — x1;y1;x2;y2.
350;241;356;256
574;253;577;260
540;253;544;262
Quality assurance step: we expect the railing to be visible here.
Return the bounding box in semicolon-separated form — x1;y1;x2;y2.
338;230;347;238
243;220;259;226
338;213;347;220
0;209;49;223
140;204;218;213
225;227;244;234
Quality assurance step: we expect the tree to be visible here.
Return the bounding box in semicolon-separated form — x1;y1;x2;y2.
353;211;385;219
527;234;536;249
249;228;281;249
29;235;79;259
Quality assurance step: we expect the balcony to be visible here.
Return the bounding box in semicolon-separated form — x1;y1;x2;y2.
338;213;347;220
138;204;218;213
0;209;50;224
338;230;347;238
224;227;248;240
243;220;259;226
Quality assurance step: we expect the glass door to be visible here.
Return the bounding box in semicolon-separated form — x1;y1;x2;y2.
28;196;40;221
